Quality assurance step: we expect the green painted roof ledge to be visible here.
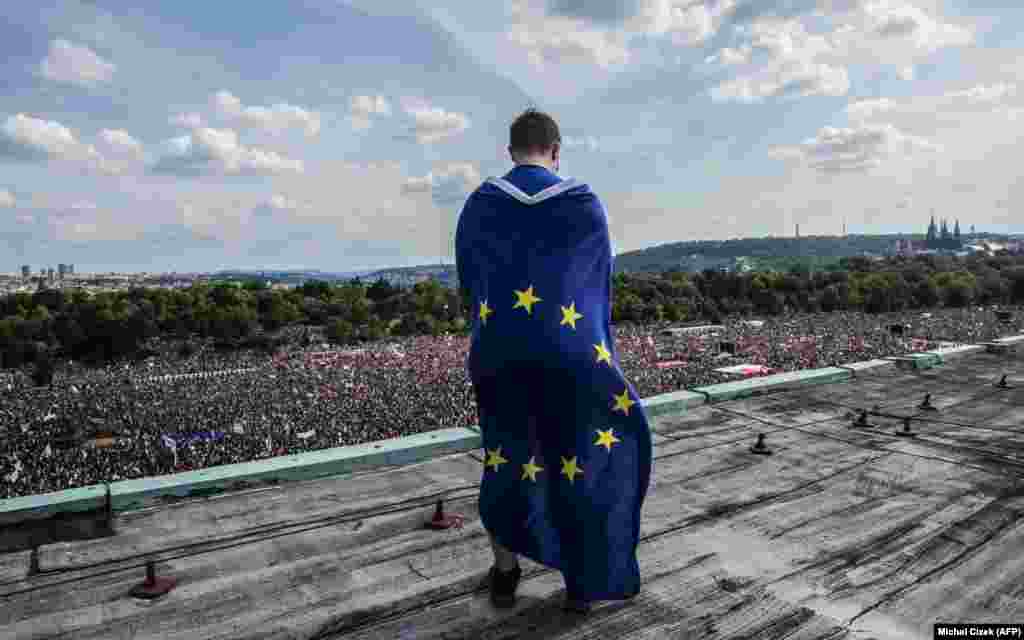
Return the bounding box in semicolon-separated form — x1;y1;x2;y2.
108;426;481;511
694;366;850;402
0;485;108;526
838;359;897;374
885;352;941;370
642;390;707;418
923;344;985;363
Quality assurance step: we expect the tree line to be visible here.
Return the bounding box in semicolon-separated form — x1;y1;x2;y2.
2;254;1023;376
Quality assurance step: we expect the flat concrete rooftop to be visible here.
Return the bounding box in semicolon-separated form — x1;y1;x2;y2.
1;347;1023;639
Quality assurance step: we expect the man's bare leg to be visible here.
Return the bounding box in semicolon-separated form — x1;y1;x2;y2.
490;535;519;572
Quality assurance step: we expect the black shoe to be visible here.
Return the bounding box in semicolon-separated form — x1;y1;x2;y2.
489;565;521;608
562;595;592;614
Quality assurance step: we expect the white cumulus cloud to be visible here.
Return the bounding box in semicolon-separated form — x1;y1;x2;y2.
860;0;972;51
705;45;752;66
40;39;116;87
708;18;850;102
2;113;84;157
814;1;972;76
403;101;470;144
401;162;480;208
769;123;940;173
0;113;117;173
213;90;321;137
99;129;143;156
634;0;738;46
711;60;850;102
348;95;391;131
507;0;744;68
502;0;973;93
508;0;632;68
846;83;1020;124
690;1;971;104
152;126;304;176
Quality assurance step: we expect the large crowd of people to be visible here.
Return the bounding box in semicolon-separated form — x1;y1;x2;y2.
1;307;1020;499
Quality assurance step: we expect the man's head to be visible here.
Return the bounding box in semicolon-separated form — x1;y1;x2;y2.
508;108;560;172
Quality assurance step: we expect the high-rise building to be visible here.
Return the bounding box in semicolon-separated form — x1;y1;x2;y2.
68;263;75;275
47;267;55;281
20;265;30;279
58;263;67;278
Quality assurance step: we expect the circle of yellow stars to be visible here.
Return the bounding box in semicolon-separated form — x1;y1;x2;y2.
476;283;638;485
484;426;624;486
477;284;617;368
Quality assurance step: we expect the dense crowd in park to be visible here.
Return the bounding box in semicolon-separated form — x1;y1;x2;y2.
1;307;1020;499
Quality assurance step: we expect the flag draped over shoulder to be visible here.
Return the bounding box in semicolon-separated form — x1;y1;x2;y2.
455;165;652;601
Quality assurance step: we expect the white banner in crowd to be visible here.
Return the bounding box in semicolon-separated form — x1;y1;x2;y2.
161;434;177;451
161;434;179;466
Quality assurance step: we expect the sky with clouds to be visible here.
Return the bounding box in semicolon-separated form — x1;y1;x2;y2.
1;0;1021;273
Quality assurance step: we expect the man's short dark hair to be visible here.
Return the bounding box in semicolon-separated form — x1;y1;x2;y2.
509;108;561;156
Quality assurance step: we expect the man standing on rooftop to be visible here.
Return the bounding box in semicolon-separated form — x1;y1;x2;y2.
455;108;653;613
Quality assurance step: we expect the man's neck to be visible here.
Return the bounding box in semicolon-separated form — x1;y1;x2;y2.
514;162;555;172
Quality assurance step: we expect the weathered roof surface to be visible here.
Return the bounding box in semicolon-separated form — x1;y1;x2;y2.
1;349;1022;640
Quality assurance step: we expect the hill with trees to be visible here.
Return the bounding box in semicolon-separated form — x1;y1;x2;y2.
613;234;911;273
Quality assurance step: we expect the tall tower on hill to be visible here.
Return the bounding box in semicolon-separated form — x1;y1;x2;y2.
927;214;937;246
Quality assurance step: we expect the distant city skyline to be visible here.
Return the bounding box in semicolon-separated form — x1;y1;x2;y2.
2;1;1022;272
9;224;1024;276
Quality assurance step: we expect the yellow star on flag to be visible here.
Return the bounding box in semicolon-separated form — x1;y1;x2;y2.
594;428;621;452
478;300;494;325
485;446;509;472
559;301;583;330
521;456;544;482
512;285;542;315
593;341;612;366
612;389;635;416
560;456;583;484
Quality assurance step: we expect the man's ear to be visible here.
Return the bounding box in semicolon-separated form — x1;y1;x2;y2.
551;143;560;164
508;146;516;163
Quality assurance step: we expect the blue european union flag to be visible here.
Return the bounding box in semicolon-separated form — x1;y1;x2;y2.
455;164;653;601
